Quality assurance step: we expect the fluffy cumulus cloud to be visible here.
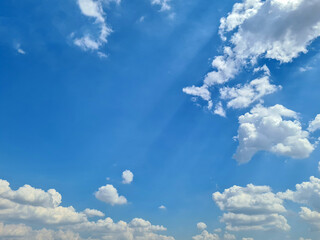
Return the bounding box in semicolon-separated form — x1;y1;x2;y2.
95;184;127;205
212;183;290;231
183;0;320;115
74;0;119;52
197;222;207;231
192;230;220;240
122;170;134;184
0;179;175;240
234;104;315;163
279;176;320;230
151;0;171;11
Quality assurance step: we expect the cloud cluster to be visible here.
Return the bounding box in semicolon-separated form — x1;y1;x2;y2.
212;183;290;231
212;176;320;235
0;179;174;240
74;0;119;53
183;0;320;115
279;176;320;230
234;104;315;163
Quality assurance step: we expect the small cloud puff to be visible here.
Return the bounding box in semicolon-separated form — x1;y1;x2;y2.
122;170;134;184
196;222;207;231
95;184;127;205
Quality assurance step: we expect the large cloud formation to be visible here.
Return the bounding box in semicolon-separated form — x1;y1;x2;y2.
212;183;290;231
183;0;320;115
234;104;315;163
0;179;174;240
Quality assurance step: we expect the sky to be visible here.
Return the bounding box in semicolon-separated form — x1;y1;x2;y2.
0;0;320;239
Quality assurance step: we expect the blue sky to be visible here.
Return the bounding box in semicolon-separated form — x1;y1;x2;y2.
1;0;320;239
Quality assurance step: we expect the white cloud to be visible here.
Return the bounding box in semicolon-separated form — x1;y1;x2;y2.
74;0;116;52
95;184;127;205
159;205;167;210
17;48;26;55
15;44;26;55
192;230;220;240
183;0;320;114
234;104;314;163
122;170;134;184
197;222;207;231
183;86;211;102
299;238;312;240
223;233;236;240
279;176;320;211
220;75;280;109
308;114;320;132
278;176;320;230
213;183;290;232
0;222;31;238
83;208;105;218
0;179;174;240
151;0;171;11
214;102;226;117
299;207;320;230
299;66;313;72
242;238;254;240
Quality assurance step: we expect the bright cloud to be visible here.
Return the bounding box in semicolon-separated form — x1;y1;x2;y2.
212;183;290;231
83;208;105;218
122;170;134;184
308;114;320;132
220;75;280;109
183;0;320;115
0;179;174;240
74;0;117;52
159;205;167;210
234;104;315;163
192;230;220;240
95;184;127;205
197;222;207;231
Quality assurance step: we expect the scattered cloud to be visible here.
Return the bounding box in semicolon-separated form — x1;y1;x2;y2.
183;0;320;115
308;114;320;132
15;44;26;55
0;179;174;240
234;104;315;164
73;0;119;53
299;66;313;72
197;222;207;231
95;184;127;205
212;183;290;231
122;170;134;184
220;74;281;109
159;205;167;210
151;0;171;11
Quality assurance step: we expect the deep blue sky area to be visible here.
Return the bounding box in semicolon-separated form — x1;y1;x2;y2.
0;0;320;240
